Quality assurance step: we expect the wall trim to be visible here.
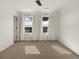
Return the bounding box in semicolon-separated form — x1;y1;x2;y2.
58;40;79;56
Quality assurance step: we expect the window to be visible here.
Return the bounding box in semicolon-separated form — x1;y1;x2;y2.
24;15;33;33
43;27;48;33
25;27;32;33
24;16;32;22
42;17;49;27
24;16;32;26
43;17;49;21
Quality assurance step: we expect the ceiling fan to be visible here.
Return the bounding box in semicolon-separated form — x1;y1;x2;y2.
35;0;42;6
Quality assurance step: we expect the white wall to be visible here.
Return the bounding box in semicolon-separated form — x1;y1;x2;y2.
19;12;41;41
59;0;79;55
0;4;14;52
33;12;41;40
20;12;54;41
50;11;59;40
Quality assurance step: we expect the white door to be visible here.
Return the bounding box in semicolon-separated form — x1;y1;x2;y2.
40;14;49;41
14;16;20;41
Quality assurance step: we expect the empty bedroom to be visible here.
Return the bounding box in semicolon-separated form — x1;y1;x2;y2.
0;0;79;59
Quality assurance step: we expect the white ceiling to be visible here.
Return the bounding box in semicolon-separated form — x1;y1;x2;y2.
40;0;69;12
0;0;70;13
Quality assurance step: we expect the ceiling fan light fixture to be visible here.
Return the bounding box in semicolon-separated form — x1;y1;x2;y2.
35;0;42;6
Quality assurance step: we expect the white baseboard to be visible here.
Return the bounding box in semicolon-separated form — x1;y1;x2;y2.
0;42;14;53
58;40;79;55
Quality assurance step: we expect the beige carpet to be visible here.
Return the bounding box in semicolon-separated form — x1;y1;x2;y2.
25;46;40;54
51;45;72;54
0;42;79;59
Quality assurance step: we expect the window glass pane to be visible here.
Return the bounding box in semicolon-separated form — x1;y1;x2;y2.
24;16;32;26
43;17;49;21
43;27;48;33
25;27;32;33
24;16;32;22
